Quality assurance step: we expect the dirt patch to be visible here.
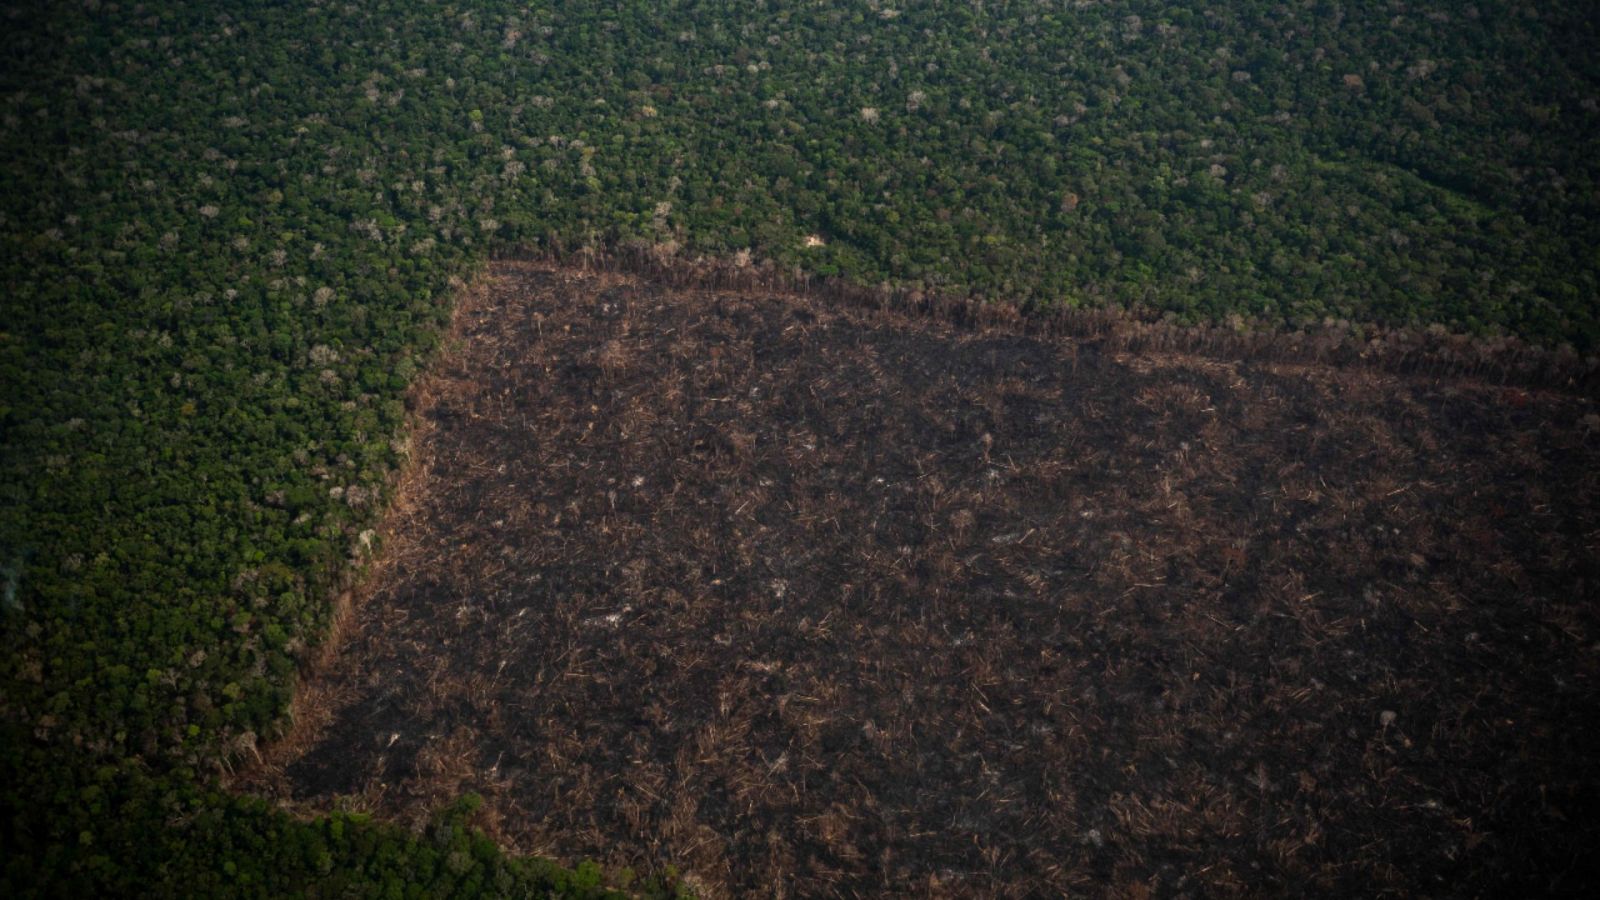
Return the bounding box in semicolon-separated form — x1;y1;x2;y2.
239;262;1600;897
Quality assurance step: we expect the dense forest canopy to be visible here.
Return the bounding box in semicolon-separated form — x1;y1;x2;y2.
2;0;1597;893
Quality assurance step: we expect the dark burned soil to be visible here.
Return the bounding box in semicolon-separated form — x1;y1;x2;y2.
242;262;1600;897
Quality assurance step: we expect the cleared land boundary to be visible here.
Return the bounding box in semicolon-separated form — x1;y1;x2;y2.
237;261;1599;896
505;243;1600;396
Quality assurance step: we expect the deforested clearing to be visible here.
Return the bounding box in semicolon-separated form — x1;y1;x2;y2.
239;262;1600;897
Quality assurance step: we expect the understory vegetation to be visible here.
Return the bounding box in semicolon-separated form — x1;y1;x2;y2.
2;0;1597;894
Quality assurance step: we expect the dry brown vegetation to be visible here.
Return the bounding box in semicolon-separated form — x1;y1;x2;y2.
238;262;1600;897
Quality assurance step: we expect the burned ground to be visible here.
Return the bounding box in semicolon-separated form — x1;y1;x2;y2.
240;263;1600;897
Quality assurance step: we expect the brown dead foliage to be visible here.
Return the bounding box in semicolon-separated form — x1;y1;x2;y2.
516;243;1600;396
239;262;1600;897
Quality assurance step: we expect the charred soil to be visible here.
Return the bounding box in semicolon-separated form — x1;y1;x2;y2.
239;262;1600;897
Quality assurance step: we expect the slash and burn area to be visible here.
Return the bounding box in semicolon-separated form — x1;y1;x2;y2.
239;262;1600;896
